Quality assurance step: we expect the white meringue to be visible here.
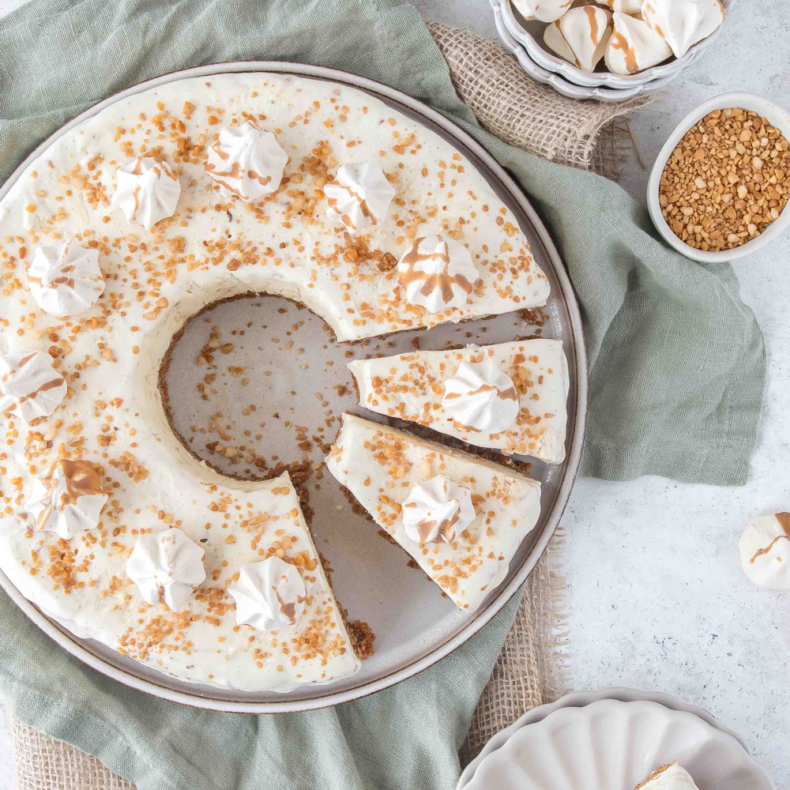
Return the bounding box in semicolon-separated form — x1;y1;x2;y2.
739;513;790;591
126;528;206;610
642;0;724;59
441;359;520;434
638;763;699;789
512;0;573;23
401;474;476;545
397;234;479;313
324;162;395;232
112;156;181;230
27;239;105;318
228;556;306;631
546;6;613;72
597;0;642;14
605;12;673;74
0;350;66;425
205;123;288;202
25;459;108;539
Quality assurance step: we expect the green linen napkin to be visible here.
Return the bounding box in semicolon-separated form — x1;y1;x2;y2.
0;1;765;789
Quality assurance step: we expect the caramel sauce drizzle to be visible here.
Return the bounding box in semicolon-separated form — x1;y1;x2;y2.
397;238;475;306
35;459;106;531
750;512;790;563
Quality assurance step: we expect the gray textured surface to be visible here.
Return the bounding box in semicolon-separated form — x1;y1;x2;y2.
0;0;788;787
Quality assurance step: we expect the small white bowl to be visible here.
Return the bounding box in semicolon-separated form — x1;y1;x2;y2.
647;92;790;263
498;0;737;90
490;0;678;103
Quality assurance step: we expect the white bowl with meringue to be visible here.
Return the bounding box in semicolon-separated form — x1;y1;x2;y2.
494;0;735;98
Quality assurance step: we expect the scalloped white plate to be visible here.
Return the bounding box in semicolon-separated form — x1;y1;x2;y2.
462;697;775;790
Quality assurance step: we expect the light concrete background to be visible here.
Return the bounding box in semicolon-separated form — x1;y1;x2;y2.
0;0;788;788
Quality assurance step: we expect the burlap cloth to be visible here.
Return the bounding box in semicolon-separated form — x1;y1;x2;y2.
8;22;639;789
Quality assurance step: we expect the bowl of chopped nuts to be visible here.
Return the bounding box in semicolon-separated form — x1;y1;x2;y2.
648;92;790;262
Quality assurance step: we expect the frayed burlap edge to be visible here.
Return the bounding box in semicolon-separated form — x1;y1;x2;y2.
428;21;649;180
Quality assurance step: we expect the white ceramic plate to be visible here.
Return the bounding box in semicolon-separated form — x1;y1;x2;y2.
462;696;775;790
498;0;737;90
647;91;790;262
0;62;586;713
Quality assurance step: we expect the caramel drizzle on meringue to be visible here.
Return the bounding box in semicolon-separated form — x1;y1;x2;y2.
205;142;273;197
750;512;790;564
610;31;638;74
35;459;106;531
327;183;376;230
398;238;475;306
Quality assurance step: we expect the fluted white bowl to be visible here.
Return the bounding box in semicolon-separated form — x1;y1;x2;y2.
497;0;737;90
491;0;678;103
463;698;775;790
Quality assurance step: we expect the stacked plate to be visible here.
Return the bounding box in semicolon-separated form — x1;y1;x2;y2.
458;689;776;790
490;0;737;103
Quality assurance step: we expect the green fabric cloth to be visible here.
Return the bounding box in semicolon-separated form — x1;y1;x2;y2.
0;0;765;788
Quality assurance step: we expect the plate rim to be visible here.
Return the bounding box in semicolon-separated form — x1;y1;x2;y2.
0;60;587;713
457;687;776;789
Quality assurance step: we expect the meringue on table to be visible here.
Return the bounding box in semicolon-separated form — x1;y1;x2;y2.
739;512;790;590
544;6;613;72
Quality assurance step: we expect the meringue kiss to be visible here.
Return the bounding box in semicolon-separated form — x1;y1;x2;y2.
25;458;108;539
112;156;181;230
0;350;66;425
441;359;520;434
205;123;288;202
397;234;479;313
401;474;476;545
324;162;395;232
27;239;105;318
127;528;207;610
228;556;307;631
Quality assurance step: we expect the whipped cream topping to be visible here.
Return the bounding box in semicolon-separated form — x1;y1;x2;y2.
229;556;307;631
739;513;790;591
402;474;476;545
605;11;673;75
441;359;520;434
324;162;395;232
205;123;288;201
112;156;181;230
127;528;206;610
25;459;108;539
598;0;642;13
0;350;66;425
397;234;479;313
638;763;699;790
512;0;573;23
27;239;105;318
642;0;724;59
545;6;613;72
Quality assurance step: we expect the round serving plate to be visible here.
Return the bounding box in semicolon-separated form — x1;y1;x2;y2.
0;62;586;712
458;689;775;790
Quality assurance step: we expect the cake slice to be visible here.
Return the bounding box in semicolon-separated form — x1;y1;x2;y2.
325;414;542;611
635;764;699;789
348;339;568;464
